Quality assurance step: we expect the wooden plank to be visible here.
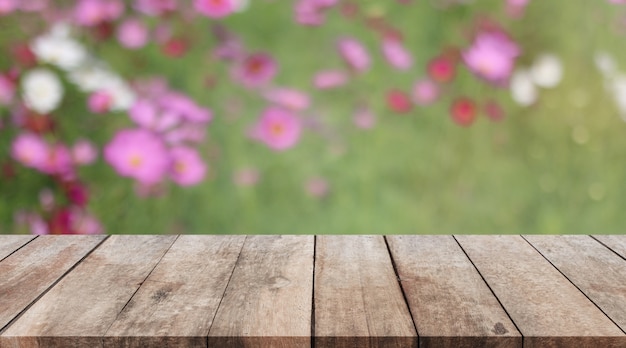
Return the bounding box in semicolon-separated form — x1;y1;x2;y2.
103;235;245;348
456;235;626;348
524;235;626;333
314;235;417;348
0;236;36;261
208;235;313;348
593;235;626;259
386;235;521;348
0;236;105;332
0;235;177;348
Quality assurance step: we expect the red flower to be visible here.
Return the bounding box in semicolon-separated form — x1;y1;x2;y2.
450;97;477;127
427;55;456;83
387;89;413;114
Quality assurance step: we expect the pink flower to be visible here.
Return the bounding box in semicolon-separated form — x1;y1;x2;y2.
353;104;376;129
294;0;325;26
130;99;158;128
40;144;73;176
305;177;329;198
0;73;15;105
506;0;529;17
232;52;278;88
134;0;176;15
250;107;302;151
88;91;113;113
169;146;206;186
263;88;310;111
11;133;48;170
381;38;413;70
104;128;170;185
194;0;236;18
117;18;149;49
412;79;439;105
71;209;103;234
72;139;98;165
74;0;123;27
337;37;370;73
313;70;348;89
159;92;212;123
462;31;520;84
233;167;260;187
0;0;17;15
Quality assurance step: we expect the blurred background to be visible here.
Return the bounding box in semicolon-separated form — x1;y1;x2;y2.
1;0;626;234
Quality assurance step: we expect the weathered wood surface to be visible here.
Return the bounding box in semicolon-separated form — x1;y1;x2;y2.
104;235;245;348
524;235;626;332
208;235;314;348
0;234;624;348
0;235;35;261
1;235;177;348
0;236;105;333
314;235;416;348
593;235;626;259
456;235;625;348
386;235;521;348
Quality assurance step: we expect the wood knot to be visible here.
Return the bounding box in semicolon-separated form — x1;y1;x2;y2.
267;276;291;289
151;289;170;303
492;322;508;335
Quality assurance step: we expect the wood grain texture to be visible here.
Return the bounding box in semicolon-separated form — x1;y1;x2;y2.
386;235;521;348
524;235;626;332
314;235;416;348
593;235;626;259
103;235;245;348
0;235;177;348
0;236;35;261
0;236;105;332
456;235;626;348
208;235;313;348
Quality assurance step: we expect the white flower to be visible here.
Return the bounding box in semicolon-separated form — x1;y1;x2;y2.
594;51;616;77
30;24;88;71
530;54;563;88
234;0;249;12
510;69;537;106
21;68;64;114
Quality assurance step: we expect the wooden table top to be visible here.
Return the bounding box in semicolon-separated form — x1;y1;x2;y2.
0;235;624;348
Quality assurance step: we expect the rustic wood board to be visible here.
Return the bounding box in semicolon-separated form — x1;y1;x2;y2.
208;235;314;348
314;235;416;348
593;235;626;259
456;235;626;348
524;235;626;332
0;236;36;261
103;235;245;348
386;235;521;348
0;236;105;334
0;235;177;348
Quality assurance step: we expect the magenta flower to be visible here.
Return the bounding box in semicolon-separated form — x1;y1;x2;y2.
74;0;123;27
104;128;170;185
263;88;310;111
412;79;439;105
88;91;113;114
0;73;15;105
133;0;176;15
353;104;376;129
40;144;73;176
169;146;206;186
337;37;370;73
72;139;98;165
313;70;348;89
117;18;149;49
11;132;48;170
129;99;158;128
250;107;302;151
232;52;278;88
194;0;236;18
462;31;520;85
381;38;413;70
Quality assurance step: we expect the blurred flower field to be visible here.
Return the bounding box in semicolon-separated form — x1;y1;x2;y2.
1;0;626;234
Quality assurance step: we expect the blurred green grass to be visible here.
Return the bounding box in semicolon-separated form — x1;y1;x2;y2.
3;0;626;234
